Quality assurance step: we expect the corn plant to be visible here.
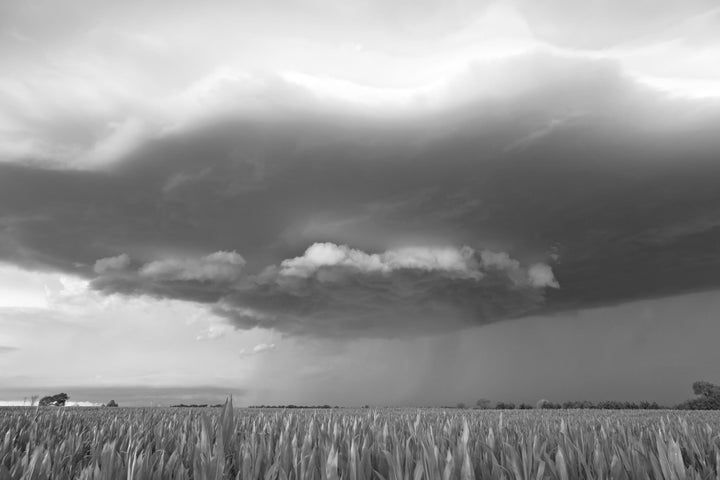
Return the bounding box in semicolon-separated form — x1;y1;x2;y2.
1;401;720;479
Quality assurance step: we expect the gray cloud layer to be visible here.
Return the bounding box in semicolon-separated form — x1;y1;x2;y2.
1;53;720;337
89;243;556;337
215;243;556;337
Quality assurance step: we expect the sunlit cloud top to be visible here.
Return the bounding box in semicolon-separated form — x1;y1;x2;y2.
1;0;719;168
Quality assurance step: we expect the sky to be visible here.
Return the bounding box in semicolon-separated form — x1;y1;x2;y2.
1;0;720;407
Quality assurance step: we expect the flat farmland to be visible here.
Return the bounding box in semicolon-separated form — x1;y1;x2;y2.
2;403;720;479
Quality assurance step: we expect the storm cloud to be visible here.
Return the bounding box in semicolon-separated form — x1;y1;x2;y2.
1;11;720;339
87;242;556;337
215;243;557;337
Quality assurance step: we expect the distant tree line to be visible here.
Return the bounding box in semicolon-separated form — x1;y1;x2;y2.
170;403;224;408
465;381;720;410
21;380;720;411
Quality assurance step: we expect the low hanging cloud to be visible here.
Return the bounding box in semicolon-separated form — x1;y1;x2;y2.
139;251;246;282
93;254;131;274
527;263;560;288
217;243;558;338
278;243;481;279
91;251;247;303
88;243;558;338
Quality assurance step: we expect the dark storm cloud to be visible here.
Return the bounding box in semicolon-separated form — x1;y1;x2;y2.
1;53;720;337
88;243;557;337
211;243;555;337
90;251;247;304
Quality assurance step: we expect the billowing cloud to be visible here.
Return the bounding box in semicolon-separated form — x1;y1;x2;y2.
139;251;245;282
94;253;131;274
1;0;720;168
528;263;560;288
86;243;557;338
90;251;247;303
0;47;718;340
214;243;558;338
278;243;481;279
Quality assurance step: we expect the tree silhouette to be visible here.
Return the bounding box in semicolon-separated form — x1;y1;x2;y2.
678;381;720;410
39;393;69;406
692;381;720;398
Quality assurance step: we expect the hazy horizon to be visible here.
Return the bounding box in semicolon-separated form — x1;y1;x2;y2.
2;0;720;407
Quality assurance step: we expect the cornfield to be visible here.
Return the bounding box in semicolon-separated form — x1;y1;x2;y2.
2;400;720;479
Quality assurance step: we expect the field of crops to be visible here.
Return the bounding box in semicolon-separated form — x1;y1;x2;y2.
2;401;720;479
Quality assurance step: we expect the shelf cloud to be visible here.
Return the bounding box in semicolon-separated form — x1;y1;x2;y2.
220;243;557;337
1;0;720;342
88;242;557;337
